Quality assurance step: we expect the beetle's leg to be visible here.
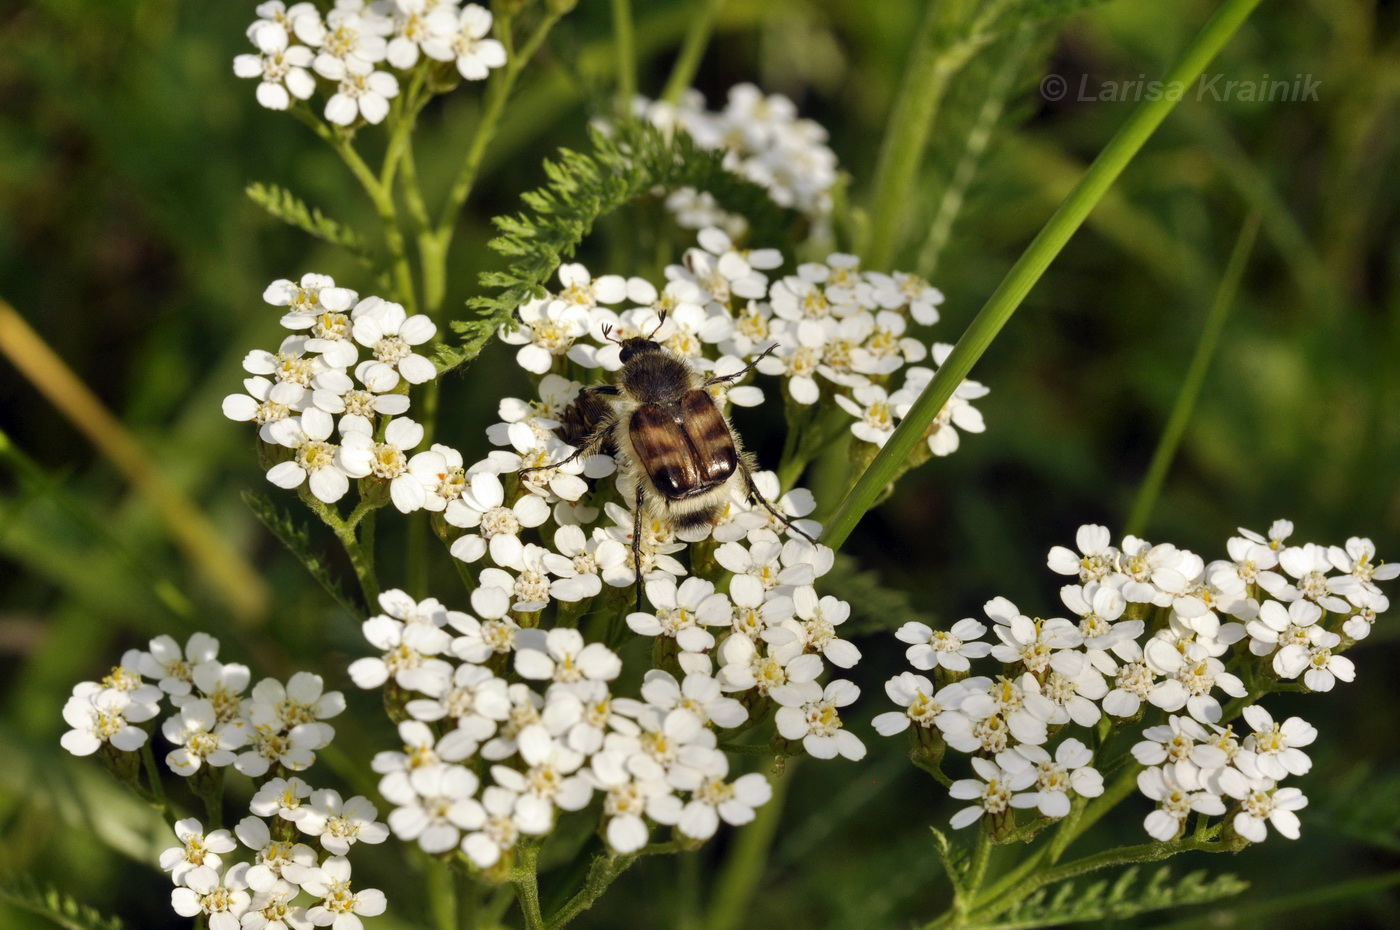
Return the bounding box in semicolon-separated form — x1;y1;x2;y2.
741;459;817;544
704;343;779;387
518;388;619;479
632;483;646;612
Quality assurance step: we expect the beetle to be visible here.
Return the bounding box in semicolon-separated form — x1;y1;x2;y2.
521;314;814;606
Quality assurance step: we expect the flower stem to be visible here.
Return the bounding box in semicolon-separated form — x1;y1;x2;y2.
958;829;993;915
290;107;419;314
426;9;564;313
544;844;676;929
381;66;431;193
305;495;381;606
611;0;637;116
426;854;458;930
461;876;482;930
864;0;1005;271
194;766;225;830
1044;761;1142;864
661;0;726;106
822;0;1269;553
917;20;1034;277
400;133;432;237
703;762;793;930
1124;213;1260;537
513;840;545;930
139;741;170;818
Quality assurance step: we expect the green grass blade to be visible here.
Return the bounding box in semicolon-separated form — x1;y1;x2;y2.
821;0;1268;552
1125;213;1260;537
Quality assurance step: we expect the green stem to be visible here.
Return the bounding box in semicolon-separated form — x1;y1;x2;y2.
400;134;432;237
409;8;565;467
1124;213;1260;537
406;510;429;596
194;766;225;830
425;10;563;315
703;764;793;930
958;829;993;915
486;886;518;924
427;855;457;930
305;495;381;606
865;0;1005;271
381;68;431;187
513;841;545;930
611;0;637;115
293;108;420;314
661;0;726;105
968;846;1048;915
918;21;1034;277
545;843;680;929
461;876;481;930
959;764;1142;921
822;0;1269;552
1043;762;1143;865
139;740;170;818
676;853;702;930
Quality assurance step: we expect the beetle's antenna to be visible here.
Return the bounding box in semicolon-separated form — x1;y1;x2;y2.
648;310;668;341
601;324;622;346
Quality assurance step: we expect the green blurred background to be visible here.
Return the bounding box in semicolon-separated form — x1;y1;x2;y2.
2;0;1398;927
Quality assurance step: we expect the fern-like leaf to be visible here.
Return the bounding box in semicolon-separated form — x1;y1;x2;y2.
820;552;939;636
444;124;796;371
242;491;362;616
246;182;372;266
0;880;125;930
930;827;972;891
986;866;1248;928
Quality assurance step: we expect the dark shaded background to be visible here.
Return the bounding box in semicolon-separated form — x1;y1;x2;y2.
2;0;1398;927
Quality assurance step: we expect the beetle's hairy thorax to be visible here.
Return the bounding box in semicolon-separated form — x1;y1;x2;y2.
618;351;697;405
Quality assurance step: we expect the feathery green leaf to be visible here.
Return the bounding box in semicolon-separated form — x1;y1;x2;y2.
243;490;362;616
246;182;372;266
986;866;1248;928
821;552;939;636
0;880;125;930
443;124;796;372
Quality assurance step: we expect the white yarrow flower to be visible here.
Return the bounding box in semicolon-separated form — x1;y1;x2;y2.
424;3;507;80
234;23;316;111
774;679;865;760
160;818;237;886
896;618;991;672
948;756;1037;829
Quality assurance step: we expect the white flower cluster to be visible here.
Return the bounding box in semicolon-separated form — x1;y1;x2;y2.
630;85;840;235
876;521;1394;844
164;798;389;930
351;541;864;859
234;0;506;124
63;632;345;778
209;224;980;905
223;273;441;507
61;633;384;929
